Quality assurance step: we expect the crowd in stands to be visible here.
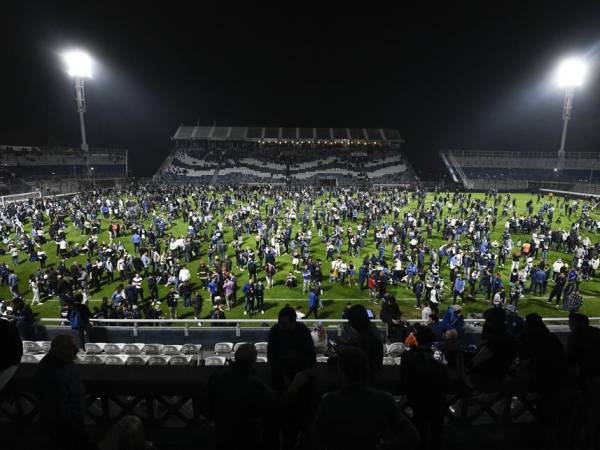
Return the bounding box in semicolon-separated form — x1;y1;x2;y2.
161;141;414;185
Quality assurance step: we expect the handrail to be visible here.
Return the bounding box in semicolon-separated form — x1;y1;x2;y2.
38;317;597;326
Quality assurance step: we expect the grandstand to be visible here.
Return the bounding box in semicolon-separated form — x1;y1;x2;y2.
442;149;600;193
158;125;416;186
0;145;128;195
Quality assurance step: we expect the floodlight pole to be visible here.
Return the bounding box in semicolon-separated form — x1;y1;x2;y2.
558;86;574;168
73;76;93;185
74;76;89;153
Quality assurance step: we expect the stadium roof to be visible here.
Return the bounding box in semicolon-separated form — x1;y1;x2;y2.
172;126;404;143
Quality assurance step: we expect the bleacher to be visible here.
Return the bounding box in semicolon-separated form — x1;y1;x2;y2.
442;149;600;191
0;145;128;193
159;125;417;185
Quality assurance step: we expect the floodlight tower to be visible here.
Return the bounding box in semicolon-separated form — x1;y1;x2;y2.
63;51;93;153
555;58;586;168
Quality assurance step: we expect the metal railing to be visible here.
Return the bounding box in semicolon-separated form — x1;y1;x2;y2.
39;316;596;338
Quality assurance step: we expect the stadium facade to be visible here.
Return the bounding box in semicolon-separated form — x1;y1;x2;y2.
158;125;416;186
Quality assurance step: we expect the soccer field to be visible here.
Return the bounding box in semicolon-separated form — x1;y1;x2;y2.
2;190;600;323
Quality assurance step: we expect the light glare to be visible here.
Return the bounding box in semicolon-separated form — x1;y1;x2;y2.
556;58;586;87
63;50;93;78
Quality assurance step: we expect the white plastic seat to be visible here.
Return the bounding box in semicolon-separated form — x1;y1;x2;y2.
21;354;43;363
204;356;227;366
316;356;329;363
214;342;233;355
256;356;268;363
104;355;126;365
142;344;163;355
233;342;249;353
148;355;170;366
36;341;51;353
78;354;105;365
85;343;105;354
383;357;396;366
254;342;268;355
125;355;148;365
387;342;406;356
22;341;42;354
122;344;144;355
162;345;183;355
181;344;201;355
103;343;124;355
169;355;192;366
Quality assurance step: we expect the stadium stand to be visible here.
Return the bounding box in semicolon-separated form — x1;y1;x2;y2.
442;149;600;192
0;145;128;195
159;125;417;185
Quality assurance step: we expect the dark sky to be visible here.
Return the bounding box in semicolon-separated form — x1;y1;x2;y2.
2;1;600;177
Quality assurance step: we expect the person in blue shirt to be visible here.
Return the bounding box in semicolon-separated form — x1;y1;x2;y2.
452;275;466;305
131;232;141;254
307;288;319;319
208;277;218;304
531;268;547;295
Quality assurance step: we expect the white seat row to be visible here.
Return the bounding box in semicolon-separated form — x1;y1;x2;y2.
22;341;51;354
76;354;197;366
385;342;407;356
85;343;202;356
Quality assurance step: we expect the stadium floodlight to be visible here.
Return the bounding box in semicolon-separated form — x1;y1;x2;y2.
62;50;93;155
555;57;587;166
556;58;586;87
63;50;93;79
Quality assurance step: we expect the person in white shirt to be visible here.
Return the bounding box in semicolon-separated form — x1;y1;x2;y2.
311;322;328;354
179;266;191;283
421;302;432;324
133;273;143;302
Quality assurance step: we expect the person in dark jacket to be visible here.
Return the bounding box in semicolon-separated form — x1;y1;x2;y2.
267;305;316;391
202;344;278;450
341;304;383;378
34;334;89;450
11;297;36;340
314;346;419;450
0;317;23;391
518;313;576;449
68;297;91;349
268;305;316;449
379;294;409;343
401;325;449;450
567;313;600;450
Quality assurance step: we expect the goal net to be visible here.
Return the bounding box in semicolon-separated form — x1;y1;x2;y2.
0;191;42;206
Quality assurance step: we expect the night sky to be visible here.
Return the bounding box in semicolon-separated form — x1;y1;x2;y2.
2;1;600;177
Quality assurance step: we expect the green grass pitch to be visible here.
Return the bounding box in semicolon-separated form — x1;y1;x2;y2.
2;190;599;323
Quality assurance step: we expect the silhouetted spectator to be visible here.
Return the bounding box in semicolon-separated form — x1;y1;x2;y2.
401;325;449;450
518;313;576;449
340;304;383;378
567;313;600;450
0;316;22;391
202;343;278;450
100;415;154;450
314;346;419;450
68;296;91;349
34;334;89;450
380;294;409;342
268;305;316;391
469;308;517;390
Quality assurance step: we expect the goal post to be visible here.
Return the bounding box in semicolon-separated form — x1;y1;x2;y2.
0;190;42;206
